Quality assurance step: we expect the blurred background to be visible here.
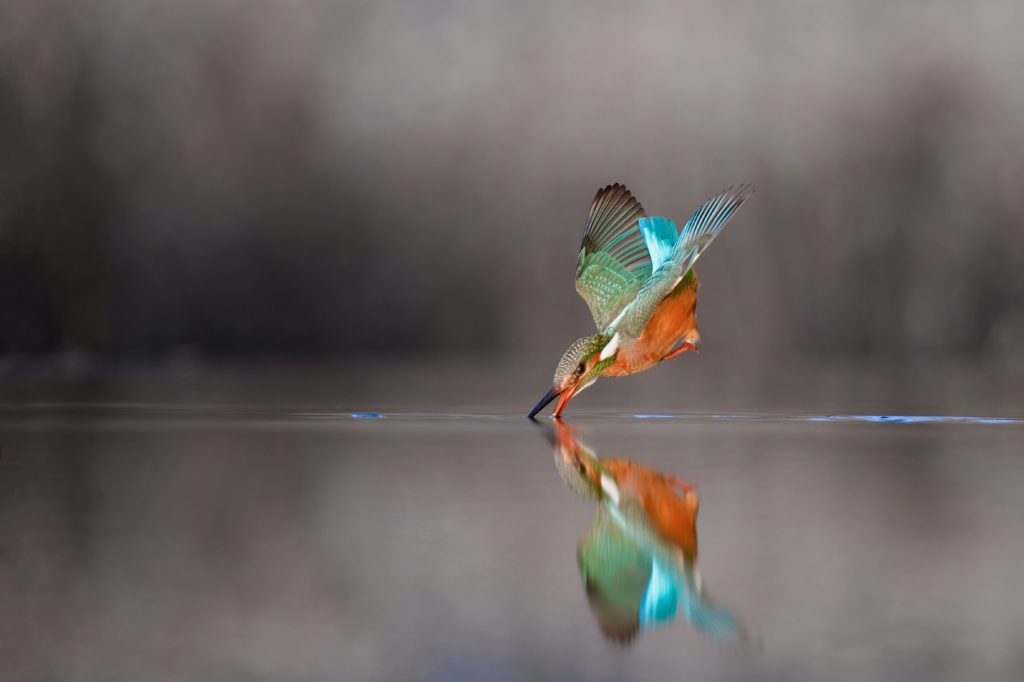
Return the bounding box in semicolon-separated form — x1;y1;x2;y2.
3;0;1023;378
4;5;1024;681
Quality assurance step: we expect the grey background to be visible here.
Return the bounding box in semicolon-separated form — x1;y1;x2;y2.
2;0;1023;368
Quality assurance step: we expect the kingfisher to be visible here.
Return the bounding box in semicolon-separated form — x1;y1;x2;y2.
550;422;742;644
528;182;754;418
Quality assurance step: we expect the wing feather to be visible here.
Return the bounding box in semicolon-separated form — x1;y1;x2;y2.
574;184;651;329
617;185;754;337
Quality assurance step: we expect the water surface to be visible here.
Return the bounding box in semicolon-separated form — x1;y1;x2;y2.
2;369;1023;681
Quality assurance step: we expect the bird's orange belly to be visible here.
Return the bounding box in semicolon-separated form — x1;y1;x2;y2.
602;459;699;559
603;275;700;377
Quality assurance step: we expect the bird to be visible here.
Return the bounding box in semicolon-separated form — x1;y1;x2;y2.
550;422;743;644
528;182;754;418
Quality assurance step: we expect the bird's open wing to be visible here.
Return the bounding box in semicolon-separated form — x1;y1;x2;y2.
617;185;754;338
574;184;651;330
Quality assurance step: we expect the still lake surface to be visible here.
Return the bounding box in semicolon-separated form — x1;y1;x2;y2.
1;364;1023;681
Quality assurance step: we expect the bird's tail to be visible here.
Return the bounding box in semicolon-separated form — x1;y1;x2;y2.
679;567;744;644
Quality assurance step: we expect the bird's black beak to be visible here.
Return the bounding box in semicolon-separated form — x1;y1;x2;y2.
528;386;562;420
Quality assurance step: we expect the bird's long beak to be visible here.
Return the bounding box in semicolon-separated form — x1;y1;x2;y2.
553;385;578;418
528;386;562;420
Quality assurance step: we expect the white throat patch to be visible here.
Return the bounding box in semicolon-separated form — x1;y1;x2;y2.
599;473;621;505
599;332;621;361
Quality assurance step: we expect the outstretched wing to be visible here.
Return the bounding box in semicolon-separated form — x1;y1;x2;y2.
574;184;651;330
618;185;754;338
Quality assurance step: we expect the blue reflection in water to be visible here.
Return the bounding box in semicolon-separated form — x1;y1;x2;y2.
805;415;1021;425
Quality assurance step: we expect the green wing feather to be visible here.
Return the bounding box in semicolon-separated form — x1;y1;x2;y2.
574;184;651;330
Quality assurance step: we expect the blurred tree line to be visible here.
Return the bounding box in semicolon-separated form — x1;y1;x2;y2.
2;0;1022;366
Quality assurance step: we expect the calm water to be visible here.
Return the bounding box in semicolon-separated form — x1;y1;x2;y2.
2;366;1024;681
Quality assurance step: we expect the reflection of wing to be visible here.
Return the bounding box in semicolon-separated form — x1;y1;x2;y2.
610;499;745;644
574;184;650;330
618;185;754;338
577;507;652;645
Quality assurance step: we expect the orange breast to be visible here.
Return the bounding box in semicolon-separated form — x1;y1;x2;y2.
602;459;699;560
603;274;700;377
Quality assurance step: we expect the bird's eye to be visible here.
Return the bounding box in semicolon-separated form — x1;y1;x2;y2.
576;362;586;375
576;460;586;475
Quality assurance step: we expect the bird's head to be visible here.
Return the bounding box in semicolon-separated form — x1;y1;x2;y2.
550;422;605;500
528;332;618;419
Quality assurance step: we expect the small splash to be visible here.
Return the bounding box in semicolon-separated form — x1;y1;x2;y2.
351;412;384;419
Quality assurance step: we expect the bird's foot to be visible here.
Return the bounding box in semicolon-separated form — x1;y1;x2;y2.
668;475;696;495
661;342;699;362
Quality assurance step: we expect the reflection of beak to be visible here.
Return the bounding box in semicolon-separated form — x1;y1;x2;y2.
553;420;576;450
528;386;563;419
553;420;579;463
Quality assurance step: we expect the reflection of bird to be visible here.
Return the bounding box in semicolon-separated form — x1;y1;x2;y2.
551;423;743;645
529;183;753;418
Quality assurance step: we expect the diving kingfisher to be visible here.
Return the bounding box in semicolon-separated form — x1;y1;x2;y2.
528;182;754;418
